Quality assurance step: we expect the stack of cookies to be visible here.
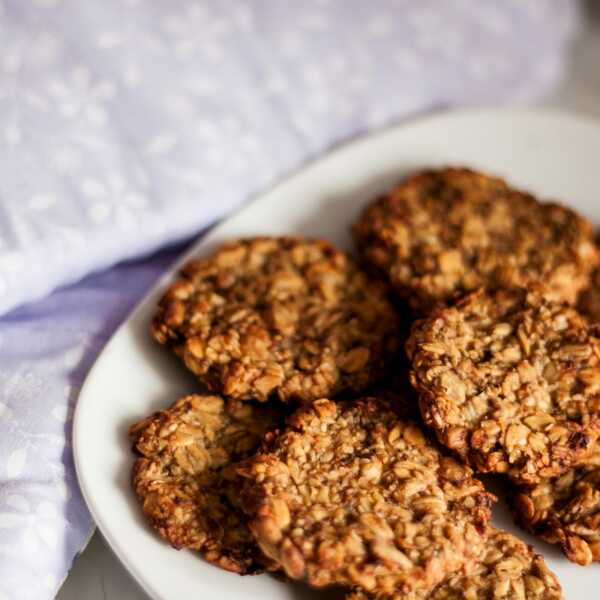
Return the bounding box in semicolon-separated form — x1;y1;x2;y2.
130;168;600;599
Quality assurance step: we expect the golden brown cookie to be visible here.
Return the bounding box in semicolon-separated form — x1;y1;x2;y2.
353;168;598;314
346;528;562;599
407;287;600;485
513;450;600;566
238;397;495;596
130;394;279;574
151;237;400;403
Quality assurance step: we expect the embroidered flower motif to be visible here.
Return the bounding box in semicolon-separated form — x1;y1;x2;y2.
81;174;148;229
0;496;61;552
46;66;116;126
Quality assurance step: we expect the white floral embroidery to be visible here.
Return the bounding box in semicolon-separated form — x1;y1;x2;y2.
0;496;61;551
29;194;56;211
163;5;232;62
47;67;116;126
81;174;148;229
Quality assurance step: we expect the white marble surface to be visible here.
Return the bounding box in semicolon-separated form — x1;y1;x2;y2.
57;3;600;599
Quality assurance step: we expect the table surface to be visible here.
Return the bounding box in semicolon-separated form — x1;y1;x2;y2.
57;4;600;599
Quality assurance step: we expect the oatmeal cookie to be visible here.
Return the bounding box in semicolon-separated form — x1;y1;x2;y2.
353;168;598;314
513;450;600;566
238;397;495;596
151;237;400;403
407;287;600;484
346;528;562;599
130;394;279;574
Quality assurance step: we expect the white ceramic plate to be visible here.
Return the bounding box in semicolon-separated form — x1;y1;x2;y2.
74;108;600;600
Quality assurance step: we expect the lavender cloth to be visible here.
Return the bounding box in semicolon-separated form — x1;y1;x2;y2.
0;1;580;599
0;244;185;600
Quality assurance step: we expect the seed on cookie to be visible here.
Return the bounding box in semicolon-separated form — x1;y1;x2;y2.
238;396;495;596
407;286;600;485
353;168;598;314
513;449;600;566
345;527;562;599
151;237;400;403
130;394;280;574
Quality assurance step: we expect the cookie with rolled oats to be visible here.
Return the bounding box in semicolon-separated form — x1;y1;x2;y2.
238;396;494;596
130;394;279;574
151;237;400;403
346;528;562;599
353;168;598;314
513;450;600;566
407;286;600;484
